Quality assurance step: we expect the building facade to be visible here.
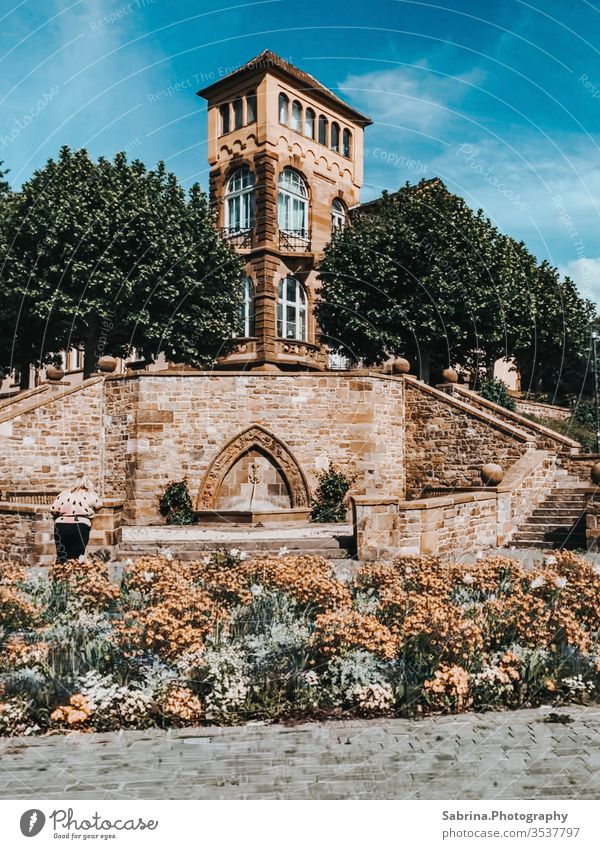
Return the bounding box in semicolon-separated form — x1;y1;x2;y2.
198;51;371;370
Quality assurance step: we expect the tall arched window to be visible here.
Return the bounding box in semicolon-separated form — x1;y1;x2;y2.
225;166;254;233
246;90;257;123
278;93;289;124
343;128;352;158
318;115;328;145
219;103;230;135
331;122;340;152
331;198;347;231
277;276;307;340
291;100;302;131
238;276;255;337
233;97;243;129
305;107;315;139
278;168;309;237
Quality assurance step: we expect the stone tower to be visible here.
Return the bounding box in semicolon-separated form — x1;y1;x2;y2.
197;50;371;370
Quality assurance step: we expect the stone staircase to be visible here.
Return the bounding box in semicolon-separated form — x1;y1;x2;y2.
117;522;356;561
510;475;590;550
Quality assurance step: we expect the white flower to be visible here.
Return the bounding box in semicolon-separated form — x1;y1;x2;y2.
78;554;85;564
554;576;567;589
530;576;545;589
462;573;474;585
544;555;557;566
124;558;134;567
278;546;290;556
163;548;173;561
592;564;600;576
142;571;154;582
249;584;264;597
404;566;413;575
239;550;248;561
229;548;240;558
303;670;318;687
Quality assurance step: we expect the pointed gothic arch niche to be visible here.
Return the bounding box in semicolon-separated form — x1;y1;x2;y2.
196;426;310;512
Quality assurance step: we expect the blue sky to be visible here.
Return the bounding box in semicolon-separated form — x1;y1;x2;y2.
2;0;600;303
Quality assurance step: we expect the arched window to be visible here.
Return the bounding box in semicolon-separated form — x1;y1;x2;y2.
278;168;309;243
277;276;307;340
278;93;289;124
238;276;255;337
305;107;315;139
225;166;254;233
233;97;243;129
331;198;347;231
331;122;340;152
343;128;352;158
291;100;302;131
246;90;257;123
219;103;230;135
318;115;328;145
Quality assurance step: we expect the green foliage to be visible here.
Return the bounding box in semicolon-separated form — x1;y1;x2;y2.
571;399;596;429
0;147;243;379
317;178;595;395
310;465;355;523
478;377;516;411
524;413;597;452
158;479;197;525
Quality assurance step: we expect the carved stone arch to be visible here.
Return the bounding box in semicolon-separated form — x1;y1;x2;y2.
196;425;310;510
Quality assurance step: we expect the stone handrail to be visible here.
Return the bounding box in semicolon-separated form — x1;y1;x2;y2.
0;376;104;426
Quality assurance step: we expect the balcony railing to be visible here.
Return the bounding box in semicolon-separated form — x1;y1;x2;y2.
279;229;311;252
219;227;252;249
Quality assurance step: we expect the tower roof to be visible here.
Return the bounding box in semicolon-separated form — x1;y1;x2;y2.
196;49;372;127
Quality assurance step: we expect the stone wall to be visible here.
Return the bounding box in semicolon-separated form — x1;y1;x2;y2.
514;398;571;421
0;503;49;566
352;491;498;560
106;371;405;524
404;379;529;499
0;379;104;494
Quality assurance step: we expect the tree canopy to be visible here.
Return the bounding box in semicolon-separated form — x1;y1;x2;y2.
0;147;243;382
316;177;595;396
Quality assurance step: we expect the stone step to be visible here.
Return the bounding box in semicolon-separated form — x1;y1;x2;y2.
119;548;352;561
526;514;586;524
512;528;586;541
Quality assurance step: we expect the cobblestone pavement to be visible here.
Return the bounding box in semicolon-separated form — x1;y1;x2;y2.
0;706;598;800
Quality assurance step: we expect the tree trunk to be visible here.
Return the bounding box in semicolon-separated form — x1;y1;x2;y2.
419;347;431;383
83;334;100;378
19;360;31;390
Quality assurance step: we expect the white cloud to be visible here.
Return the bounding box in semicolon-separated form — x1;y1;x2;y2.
558;258;600;307
339;64;483;133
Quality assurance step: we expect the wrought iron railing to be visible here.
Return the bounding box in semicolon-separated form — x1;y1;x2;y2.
279;229;311;252
219;227;252;248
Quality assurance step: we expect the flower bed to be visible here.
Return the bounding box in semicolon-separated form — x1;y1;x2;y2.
0;551;599;735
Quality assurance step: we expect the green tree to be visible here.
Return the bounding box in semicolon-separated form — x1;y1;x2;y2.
317;178;519;382
0;147;243;379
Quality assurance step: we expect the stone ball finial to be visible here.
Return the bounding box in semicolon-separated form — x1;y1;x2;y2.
591;461;600;485
480;463;504;486
441;367;458;384
45;365;64;382
391;357;411;375
97;355;118;373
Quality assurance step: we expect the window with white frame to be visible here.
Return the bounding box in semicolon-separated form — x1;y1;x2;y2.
331;198;347;231
331;122;340;152
277;168;308;234
342;128;352;158
225;167;255;232
291;100;302;131
277;276;307;340
238;276;255;337
246;90;257;123
278;93;289;124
